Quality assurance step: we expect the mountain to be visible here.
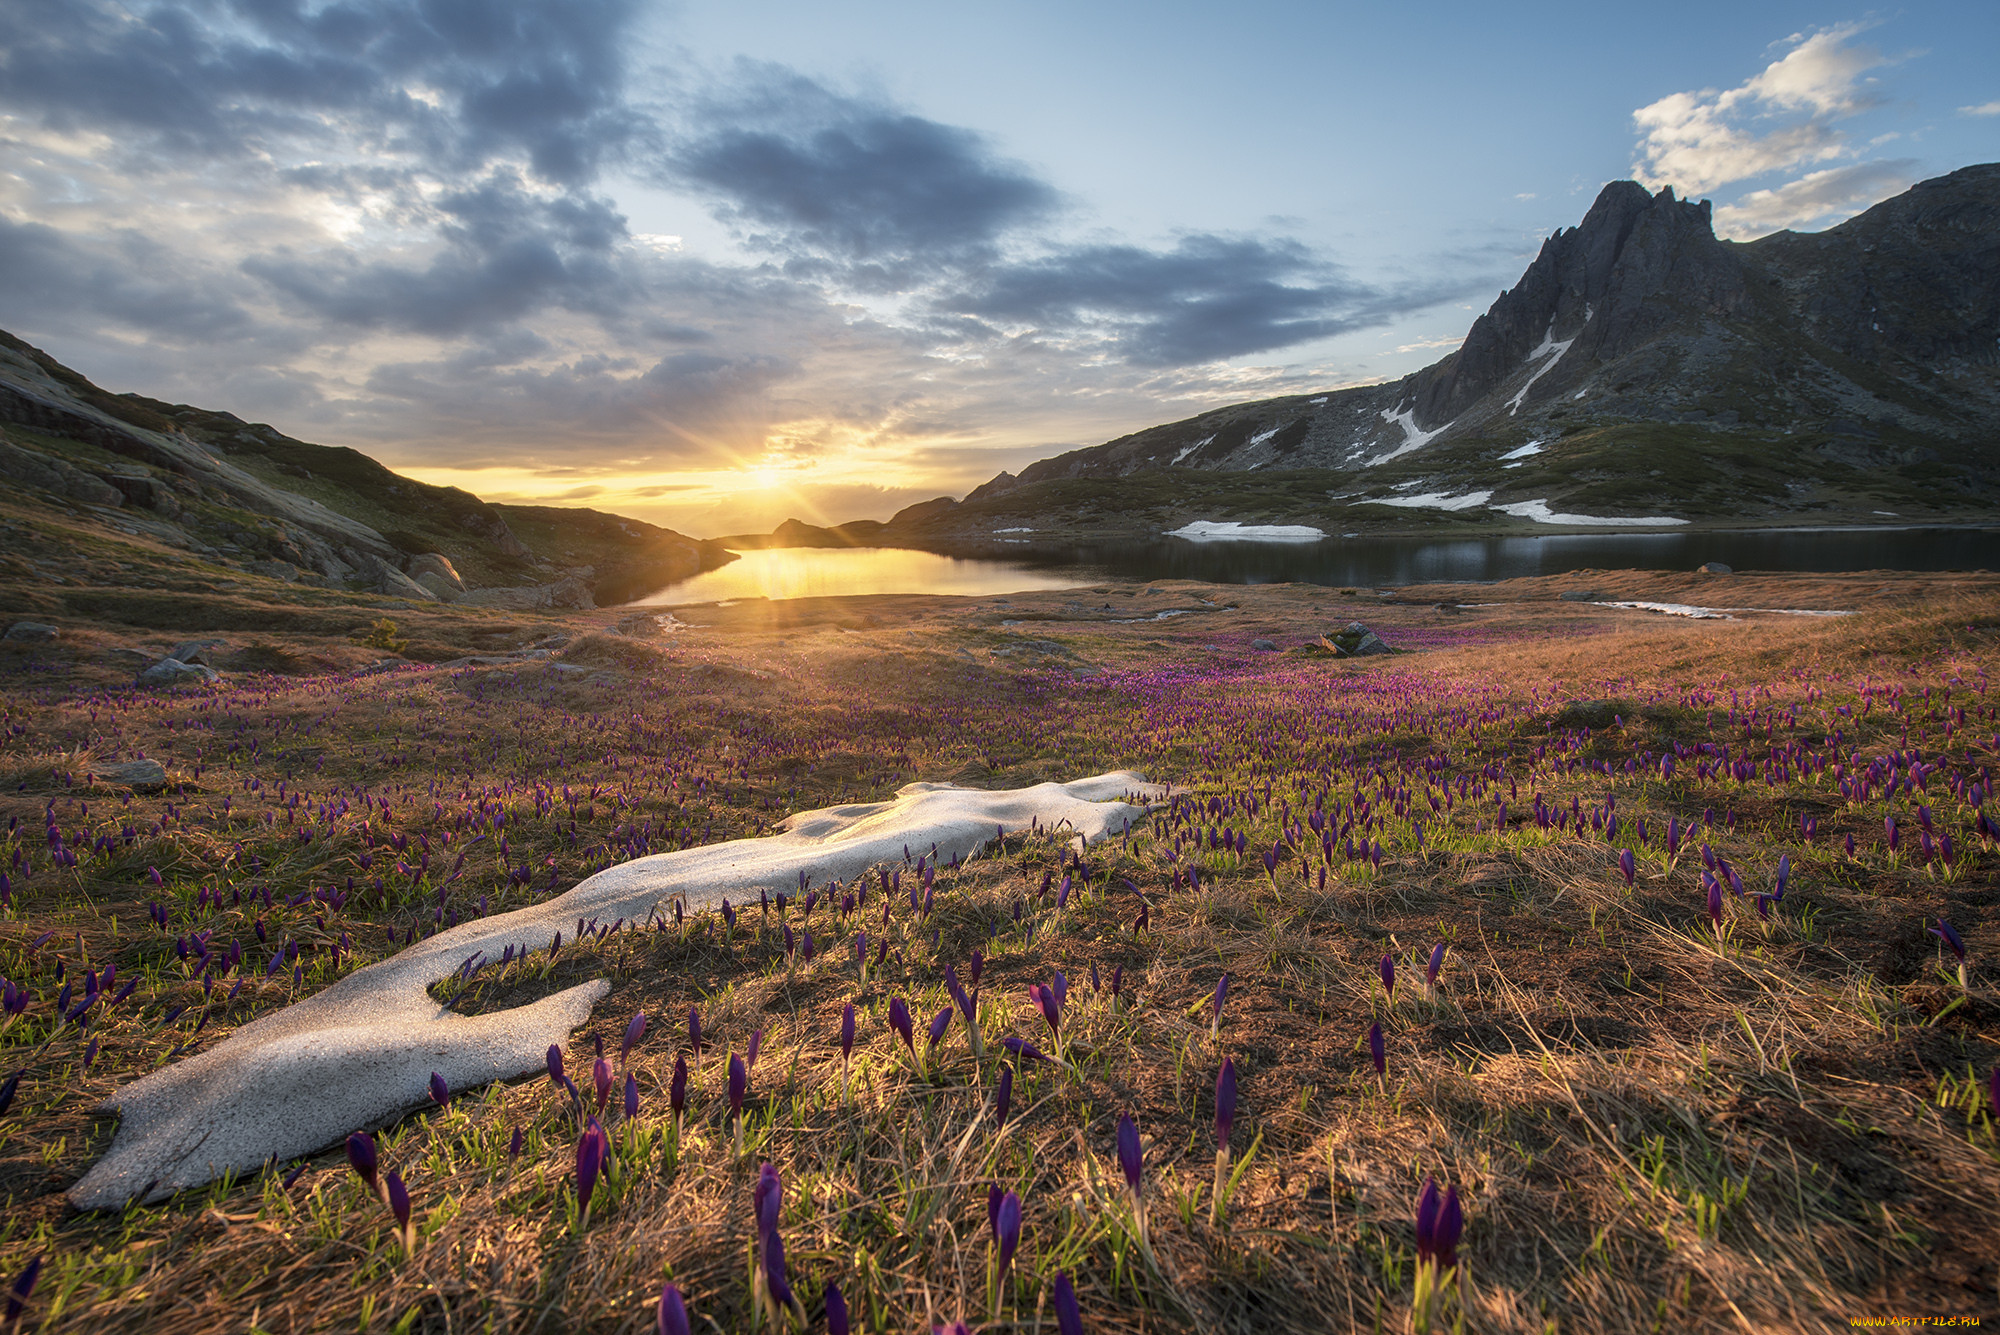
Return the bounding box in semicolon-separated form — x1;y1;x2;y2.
852;163;2000;548
0;330;730;609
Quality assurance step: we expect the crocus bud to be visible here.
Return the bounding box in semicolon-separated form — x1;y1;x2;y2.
1379;954;1395;1000
1052;1271;1082;1335
624;1072;639;1120
996;1189;1021;1274
576;1121;604;1213
824;1282;849;1335
994;1063;1013;1131
593;1057;613;1112
657;1284;690;1335
1932;919;1968;963
889;997;914;1053
622;1010;647;1063
1368;1022;1385;1079
670;1055;687;1117
927;1006;952;1049
386;1170;411;1230
840;1003;856;1061
346;1131;378;1194
1426;942;1446;988
428;1071;450;1109
1116;1114;1143;1195
728;1054;747;1117
546;1044;564;1086
4;1257;41;1325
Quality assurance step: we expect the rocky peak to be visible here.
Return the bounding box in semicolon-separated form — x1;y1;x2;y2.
1405;181;1746;426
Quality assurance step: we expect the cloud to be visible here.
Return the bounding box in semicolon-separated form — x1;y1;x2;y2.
935;234;1453;366
663;65;1058;286
1960;101;2000;117
1712;159;1920;239
242;172;635;335
1632;23;1891;194
0;0;642;184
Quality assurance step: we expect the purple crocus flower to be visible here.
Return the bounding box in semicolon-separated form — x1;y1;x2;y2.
994;1062;1014;1130
824;1282;849;1335
622;1010;647;1064
593;1057;613;1113
1617;848;1636;887
428;1071;450;1110
1885;815;1899;851
1415;1175;1464;1270
669;1055;687;1121
688;1006;703;1059
624;1072;639;1120
1707;875;1724;930
576;1118;606;1214
547;1044;565;1087
1116;1114;1143;1196
728;1053;748;1119
1049;1272;1082;1335
1211;973;1229;1029
889;997;914;1054
995;1189;1022;1274
386;1169;412;1244
1932;919;1967;963
1367;1022;1385;1080
4;1257;41;1325
1000;1036;1049;1064
1029;983;1061;1039
1774;854;1791;900
657;1284;690;1335
927;1006;953;1050
346;1131;379;1196
1426;943;1446;989
508;1126;524;1160
840;1002;856;1063
1380;954;1395;1000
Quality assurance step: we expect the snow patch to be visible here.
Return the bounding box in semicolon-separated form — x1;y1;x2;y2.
1309;396;1328;405
994;527;1034;533
1370;404;1451;465
1168;521;1326;543
1362;489;1494;512
1171;434;1214;466
1595;601;1854;620
69;772;1163;1208
1498;440;1545;460
1248;426;1282;448
1505;326;1576;416
1490;499;1688;527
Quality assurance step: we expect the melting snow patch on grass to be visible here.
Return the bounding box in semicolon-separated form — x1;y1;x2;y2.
1370;405;1451;465
1490;499;1688;527
1499;441;1545;460
1167;521;1326;542
1362;489;1494;511
1598;601;1856;620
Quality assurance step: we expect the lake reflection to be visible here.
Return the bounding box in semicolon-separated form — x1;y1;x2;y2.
631;526;1999;605
631;546;1099;604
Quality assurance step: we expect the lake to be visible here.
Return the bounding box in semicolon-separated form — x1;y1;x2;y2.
631;526;2000;604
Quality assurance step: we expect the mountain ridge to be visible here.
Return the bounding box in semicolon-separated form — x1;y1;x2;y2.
828;163;1999;551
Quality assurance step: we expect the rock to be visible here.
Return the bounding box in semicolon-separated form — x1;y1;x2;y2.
167;639;228;664
137;658;219;686
1250;638;1278;651
92;758;168;790
1697;562;1732;574
244;559;301;582
413;572;461;602
406;553;464;591
1327;621;1392;656
1558;589;1600;601
1432;603;1462;614
104;474;180;517
375;567;438;602
4;621;59;642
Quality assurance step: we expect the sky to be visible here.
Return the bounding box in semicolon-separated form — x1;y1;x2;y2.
1;2;1995;538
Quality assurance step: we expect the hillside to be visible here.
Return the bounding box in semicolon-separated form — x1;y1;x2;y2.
0;330;730;612
830;164;2000;550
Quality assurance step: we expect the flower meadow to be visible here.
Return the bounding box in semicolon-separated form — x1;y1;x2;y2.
0;597;1996;1333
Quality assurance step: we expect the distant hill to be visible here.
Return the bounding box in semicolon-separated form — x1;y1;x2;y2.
819;163;2000;551
0;330;728;606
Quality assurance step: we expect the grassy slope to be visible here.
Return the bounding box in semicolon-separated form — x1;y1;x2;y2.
0;574;1995;1332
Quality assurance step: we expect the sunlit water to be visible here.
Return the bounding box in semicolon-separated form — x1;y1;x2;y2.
630;546;1099;604
631;527;1999;605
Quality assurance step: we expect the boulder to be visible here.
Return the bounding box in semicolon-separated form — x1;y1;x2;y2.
92;758;168;790
4;621;59;642
407;553;465;598
1558;589;1599;601
1697;562;1732;574
137;658;219;687
1250;638;1278;651
375;567;438;602
1326;621;1391;656
244;559;301;582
